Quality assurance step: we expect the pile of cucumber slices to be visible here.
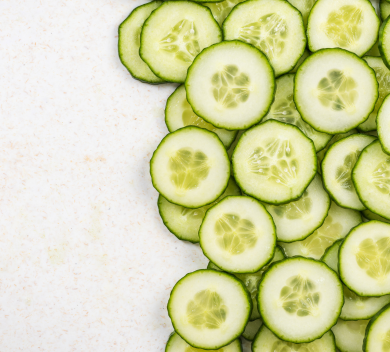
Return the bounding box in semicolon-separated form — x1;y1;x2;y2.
119;0;390;351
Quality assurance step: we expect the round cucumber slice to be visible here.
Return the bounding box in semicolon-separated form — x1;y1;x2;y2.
362;209;390;224
232;120;317;205
381;0;390;21
118;1;164;84
150;126;230;208
185;41;275;130
287;0;318;27
295;48;379;134
158;178;240;243
332;319;369;352
242;319;262;341
165;85;237;149
352;140;390;220
378;94;390;155
258;257;343;343
339;221;390;297
322;134;376;211
222;0;307;77
204;0;246;26
307;0;380;56
262;74;332;152
265;174;330;243
321;239;342;273
364;303;390;352
140;1;222;83
168;269;251;349
280;202;362;260
199;196;276;273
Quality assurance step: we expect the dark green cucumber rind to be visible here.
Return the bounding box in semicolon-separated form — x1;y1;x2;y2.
294;48;379;134
363;302;390;352
185;40;276;131
232;120;317;205
381;0;390;21
199;196;277;273
140;1;222;83
320;239;343;268
379;16;390;71
118;2;165;84
377;93;390;155
150;126;230;209
167;269;252;349
258;256;344;343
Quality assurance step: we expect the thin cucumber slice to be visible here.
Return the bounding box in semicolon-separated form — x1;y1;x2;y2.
381;0;390;20
150;126;230;208
185;41;275;130
232;120;317;205
332;319;369;352
165;85;237;149
362;209;390;224
322;134;376;211
290;49;310;73
364;303;390;352
204;0;246;26
287;0;318;27
199;196;276;273
158;178;240;243
262;74;332;152
258;257;343;343
118;1;164;84
321;239;343;273
339;221;390;296
307;0;380;56
253;326;336;352
140;1;222;83
352;140;390;220
294;48;379;134
223;0;307;77
380;16;390;71
242;319;262;341
280;202;362;260
378;94;390;154
167;269;251;349
264;174;331;243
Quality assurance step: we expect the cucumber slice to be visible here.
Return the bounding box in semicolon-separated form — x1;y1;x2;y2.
118;1;164;84
290;49;310;73
158;178;240;243
204;0;246;26
364;303;390;352
280;202;362;260
381;0;390;21
294;48;379;134
150;126;230;208
307;0;380;56
339;220;390;296
140;1;222;83
321;239;343;273
366;40;381;57
287;0;318;27
352;140;390;220
242;319;262;341
199;196;276;273
207;261;222;271
380;16;390;71
378;94;390;155
252;326;336;352
185;41;275;130
332;319;369;352
362;209;390;224
223;0;307;77
232;120;317;205
258;257;343;343
165;85;237;149
227;130;244;160
262;74;332;152
264;174;331;243
168;269;251;349
322;134;376;211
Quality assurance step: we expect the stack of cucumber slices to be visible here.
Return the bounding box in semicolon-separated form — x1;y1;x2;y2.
119;0;390;350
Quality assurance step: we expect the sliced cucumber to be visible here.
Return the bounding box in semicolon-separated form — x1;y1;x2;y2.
321;239;343;273
204;0;246;26
232;120;317;205
366;40;381;57
378;94;390;155
290;49;310;73
199;196;276;273
352;140;390;220
264;174;330;243
381;0;390;21
339;221;390;297
165;85;237;149
207;261;222;271
150;126;230;208
158;178;240;243
242;319;262;341
307;0;380;56
223;0;307;77
168;270;251;349
287;0;318;27
280;202;362;260
380;16;390;70
118;2;164;84
362;209;390;224
227;130;244;160
332;319;369;352
322;134;376;211
262;74;332;152
258;257;343;343
294;48;379;134
185;41;275;130
140;1;222;83
364;303;390;352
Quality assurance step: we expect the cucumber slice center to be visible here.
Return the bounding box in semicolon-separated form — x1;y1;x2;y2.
182;100;217;131
372;158;390;194
272;93;297;122
383;331;390;352
323;5;363;48
207;0;244;26
273;190;312;220
335;150;360;192
356;237;390;282
187;289;227;329
343;286;368;307
160;20;201;63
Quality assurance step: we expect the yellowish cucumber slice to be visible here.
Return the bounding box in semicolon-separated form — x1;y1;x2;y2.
378;94;390;155
150;126;230;208
223;0;307;76
168;269;251;349
307;0;380;56
287;0;318;26
364;303;390;352
242;319;262;341
204;0;246;26
332;319;369;352
381;0;390;20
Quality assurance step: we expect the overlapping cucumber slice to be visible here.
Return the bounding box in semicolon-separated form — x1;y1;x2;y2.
364;303;390;352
